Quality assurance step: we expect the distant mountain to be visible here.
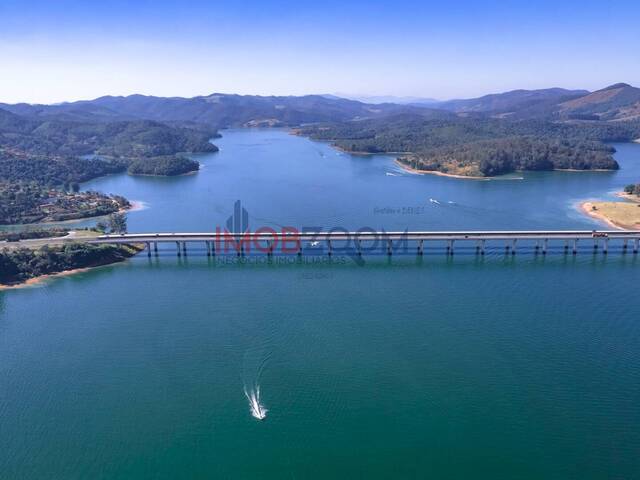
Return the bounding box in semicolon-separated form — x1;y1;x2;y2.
0;106;34;133
1;94;453;129
69;93;452;127
3;83;638;133
0;102;135;122
329;94;441;105
557;83;640;121
436;88;589;115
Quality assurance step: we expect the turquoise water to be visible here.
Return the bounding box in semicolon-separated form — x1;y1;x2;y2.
1;130;639;479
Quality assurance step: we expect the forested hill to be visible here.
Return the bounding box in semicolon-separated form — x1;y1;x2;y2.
0;107;217;184
0;108;217;158
430;84;640;121
0;107;219;223
435;88;589;116
298;115;640;177
1;94;454;128
2;83;640;185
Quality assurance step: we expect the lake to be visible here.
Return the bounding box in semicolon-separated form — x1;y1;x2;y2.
1;129;639;479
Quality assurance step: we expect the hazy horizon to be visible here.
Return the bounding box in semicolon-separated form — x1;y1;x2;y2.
3;84;630;107
1;0;639;104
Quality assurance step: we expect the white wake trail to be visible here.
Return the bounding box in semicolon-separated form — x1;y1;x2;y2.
244;384;268;420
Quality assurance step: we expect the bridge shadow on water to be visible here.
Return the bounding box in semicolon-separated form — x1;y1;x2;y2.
139;245;639;272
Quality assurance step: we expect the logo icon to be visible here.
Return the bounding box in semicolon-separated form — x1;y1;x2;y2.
226;200;250;233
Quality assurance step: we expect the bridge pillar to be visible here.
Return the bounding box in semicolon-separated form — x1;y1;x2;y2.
593;239;598;251
418;239;423;255
205;241;211;256
146;242;151;256
182;242;187;254
154;242;158;253
573;239;578;255
356;238;362;256
176;241;181;256
603;238;609;254
480;239;485;255
327;239;332;256
387;239;392;256
564;239;569;253
511;238;517;254
535;240;540;251
447;240;454;255
623;239;628;252
543;238;548;255
634;238;639;254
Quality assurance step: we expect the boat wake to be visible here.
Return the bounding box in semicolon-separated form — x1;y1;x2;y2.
242;348;271;421
244;384;268;420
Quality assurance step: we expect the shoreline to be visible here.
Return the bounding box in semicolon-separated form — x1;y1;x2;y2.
553;168;615;173
579;193;640;230
333;144;412;156
0;244;145;291
118;200;147;214
579;201;624;229
616;192;640;203
394;159;489;180
0;200;147;229
0;266;96;291
128;168;199;178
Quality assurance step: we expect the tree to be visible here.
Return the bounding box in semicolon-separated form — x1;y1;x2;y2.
108;213;127;233
624;184;640;196
95;221;108;233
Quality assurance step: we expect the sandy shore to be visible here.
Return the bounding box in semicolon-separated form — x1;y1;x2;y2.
119;200;147;214
579;199;640;230
394;159;489;180
0;267;95;291
580;202;623;229
616;192;640;203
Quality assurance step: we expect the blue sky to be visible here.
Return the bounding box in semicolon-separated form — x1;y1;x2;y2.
1;0;638;103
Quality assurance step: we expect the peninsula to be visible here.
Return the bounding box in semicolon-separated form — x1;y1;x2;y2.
0;240;143;288
581;184;640;230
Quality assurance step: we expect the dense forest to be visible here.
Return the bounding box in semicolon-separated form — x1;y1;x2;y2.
128;155;199;176
0;107;217;186
0;106;219;223
399;137;617;177
0;107;217;158
0;243;142;285
0;149;126;186
298;115;640;176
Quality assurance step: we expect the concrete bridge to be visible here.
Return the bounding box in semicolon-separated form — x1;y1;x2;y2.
87;230;640;256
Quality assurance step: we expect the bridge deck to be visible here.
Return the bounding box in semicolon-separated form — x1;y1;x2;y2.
88;230;640;244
